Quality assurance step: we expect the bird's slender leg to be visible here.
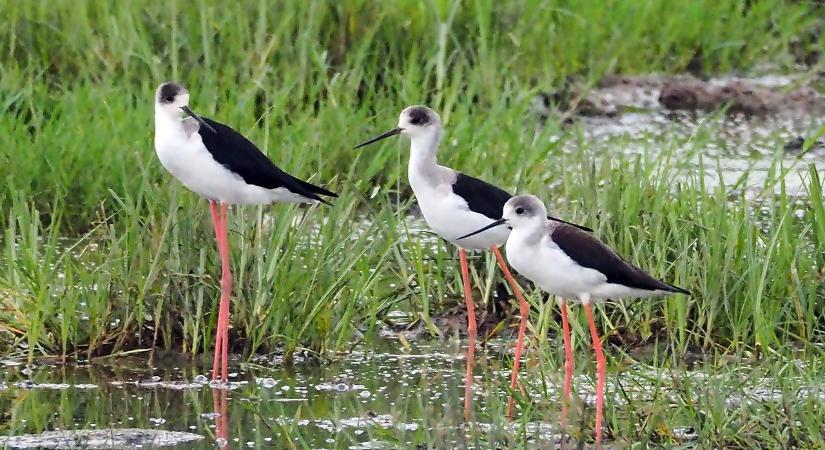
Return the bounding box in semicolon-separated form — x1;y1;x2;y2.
490;245;529;418
208;201;224;382
458;248;476;421
560;299;574;431
464;333;476;422
218;203;232;383
218;387;228;447
211;387;228;449
459;249;477;334
583;303;604;449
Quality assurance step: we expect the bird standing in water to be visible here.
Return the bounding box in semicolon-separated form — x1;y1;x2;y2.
460;194;688;447
153;82;337;383
354;106;588;418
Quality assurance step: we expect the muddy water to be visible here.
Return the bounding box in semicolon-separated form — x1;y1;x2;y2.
546;74;825;196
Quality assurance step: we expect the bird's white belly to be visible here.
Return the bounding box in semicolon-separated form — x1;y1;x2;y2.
506;236;605;301
154;134;300;205
413;185;509;250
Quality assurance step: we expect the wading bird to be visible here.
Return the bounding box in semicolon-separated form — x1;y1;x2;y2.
354;106;589;418
153;82;337;383
459;194;688;446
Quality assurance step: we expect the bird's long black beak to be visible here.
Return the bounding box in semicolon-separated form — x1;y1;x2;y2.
353;127;403;149
457;218;508;240
180;105;217;133
547;215;592;232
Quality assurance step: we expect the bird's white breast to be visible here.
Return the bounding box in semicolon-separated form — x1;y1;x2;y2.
408;167;509;250
506;229;606;300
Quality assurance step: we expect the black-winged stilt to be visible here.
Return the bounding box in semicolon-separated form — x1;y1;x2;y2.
153;82;337;383
353;106;589;418
459;194;688;447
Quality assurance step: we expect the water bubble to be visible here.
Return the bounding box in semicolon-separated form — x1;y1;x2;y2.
194;375;209;384
149;418;166;426
215;438;227;447
257;378;277;388
359;390;371;398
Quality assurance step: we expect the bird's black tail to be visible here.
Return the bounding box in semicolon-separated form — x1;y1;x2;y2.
297;178;337;198
665;283;691;296
291;177;338;206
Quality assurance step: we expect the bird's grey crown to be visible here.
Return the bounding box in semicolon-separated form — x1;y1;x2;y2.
157;82;184;104
406;106;432;126
509;195;540;217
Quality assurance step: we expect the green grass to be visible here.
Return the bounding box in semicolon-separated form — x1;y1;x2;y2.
1;0;824;364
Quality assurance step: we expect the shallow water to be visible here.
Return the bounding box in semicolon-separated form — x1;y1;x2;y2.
0;340;550;449
1;339;821;449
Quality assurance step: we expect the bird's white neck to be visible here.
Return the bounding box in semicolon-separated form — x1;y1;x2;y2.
407;130;441;181
509;219;547;246
154;105;185;134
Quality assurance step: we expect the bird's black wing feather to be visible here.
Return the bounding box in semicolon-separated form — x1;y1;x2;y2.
452;173;592;231
550;225;688;294
198;117;337;202
452;172;512;221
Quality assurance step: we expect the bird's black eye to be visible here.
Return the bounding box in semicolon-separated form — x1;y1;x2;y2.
515;207;525;215
165;96;175;103
409;116;422;125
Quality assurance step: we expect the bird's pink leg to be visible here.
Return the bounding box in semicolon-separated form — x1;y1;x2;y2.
208;201;224;382
459;249;477;334
464;333;476;422
218;203;232;383
560;300;574;430
491;245;529;419
458;249;476;421
584;303;604;449
210;387;228;448
217;387;228;447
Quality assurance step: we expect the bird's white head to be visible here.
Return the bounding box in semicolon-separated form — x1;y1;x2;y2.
155;82;190;117
502;195;548;229
455;194;548;242
154;82;216;134
397;105;441;139
353;105;442;151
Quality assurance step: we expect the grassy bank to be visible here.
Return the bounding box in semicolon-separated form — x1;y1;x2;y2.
1;0;825;359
